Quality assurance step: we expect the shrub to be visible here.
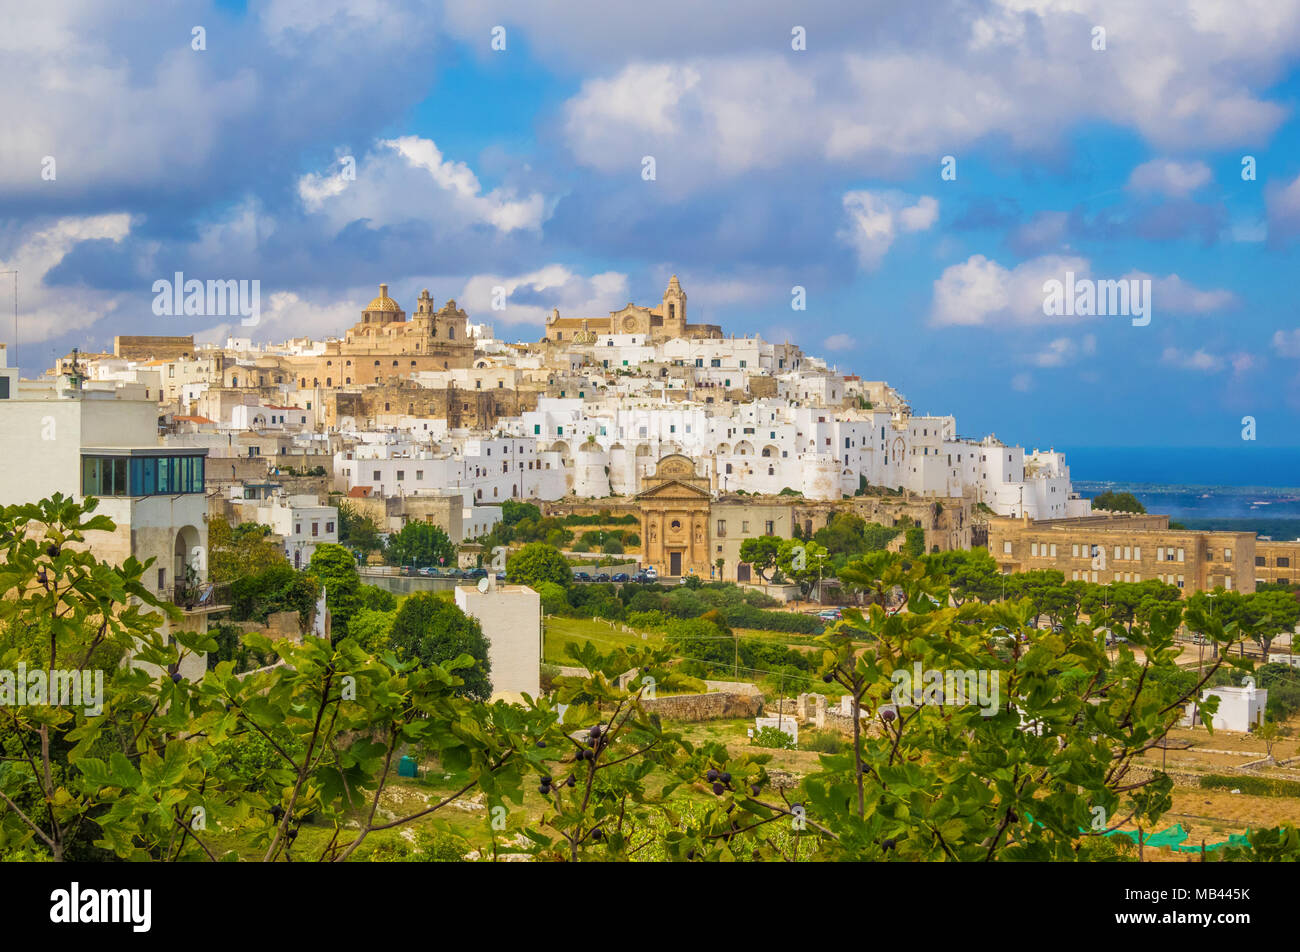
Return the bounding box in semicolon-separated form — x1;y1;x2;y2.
802;730;847;754
751;726;796;750
1200;774;1300;798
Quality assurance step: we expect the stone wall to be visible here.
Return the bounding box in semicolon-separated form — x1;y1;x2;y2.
114;335;195;360
641;691;763;722
328;382;537;429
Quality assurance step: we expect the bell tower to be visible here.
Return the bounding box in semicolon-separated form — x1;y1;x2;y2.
662;275;686;337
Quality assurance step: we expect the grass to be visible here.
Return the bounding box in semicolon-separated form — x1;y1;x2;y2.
543;614;666;664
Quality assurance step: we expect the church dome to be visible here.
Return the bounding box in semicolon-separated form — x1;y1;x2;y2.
365;284;401;313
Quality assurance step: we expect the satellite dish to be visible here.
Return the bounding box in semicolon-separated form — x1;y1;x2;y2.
477;576;490;593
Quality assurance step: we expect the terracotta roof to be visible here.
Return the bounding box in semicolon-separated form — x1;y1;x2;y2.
347;486;374;498
174;415;215;423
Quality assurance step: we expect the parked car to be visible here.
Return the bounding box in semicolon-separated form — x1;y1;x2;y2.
495;572;506;581
643;566;658;579
595;573;610;582
466;567;488;579
574;571;592;582
611;572;630;583
818;609;842;621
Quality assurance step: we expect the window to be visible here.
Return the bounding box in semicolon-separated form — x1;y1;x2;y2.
1280;557;1291;568
1257;556;1267;567
81;454;205;497
373;470;381;481
716;520;726;536
311;522;319;537
1003;541;1012;554
765;520;774;535
1225;548;1232;561
416;470;423;480
1031;542;1039;556
1071;543;1079;557
1049;544;1057;557
1177;548;1185;562
158;568;167;591
396;470;405;481
326;522;335;533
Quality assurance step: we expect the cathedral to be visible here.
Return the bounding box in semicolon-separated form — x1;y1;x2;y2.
542;275;723;344
285;284;475;390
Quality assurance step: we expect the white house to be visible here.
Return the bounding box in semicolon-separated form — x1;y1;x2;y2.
454;579;541;700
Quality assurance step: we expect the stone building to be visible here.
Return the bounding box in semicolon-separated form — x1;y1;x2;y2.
1255;540;1300;587
987;515;1256;595
542;276;722;344
636;454;713;578
284;284;475;389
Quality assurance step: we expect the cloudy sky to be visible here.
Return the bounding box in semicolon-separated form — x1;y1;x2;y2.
5;0;1300;454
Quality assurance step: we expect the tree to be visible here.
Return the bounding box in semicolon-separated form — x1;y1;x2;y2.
307;543;361;642
336;500;381;552
502;500;542;526
385;521;455;569
349;607;397;654
923;549;1001;605
388;593;492;700
902;526;925;558
507;542;572;589
738;536;782;582
777;538;830;599
0;497;535;864
207;517;286;584
1091;490;1146;514
1241;589;1300;659
229;563;319;629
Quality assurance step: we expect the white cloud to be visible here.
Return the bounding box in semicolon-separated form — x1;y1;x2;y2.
1161;347;1224;372
823;333;857;352
1126;159;1212;197
1266;171;1300;241
194;290;360;345
458;267;630;327
1028;334;1096;367
929;253;1088;326
1273;329;1300;358
838;191;938;270
297;136;548;234
931;255;1239;327
1124;272;1238;313
550;1;1300;189
0;214;132;345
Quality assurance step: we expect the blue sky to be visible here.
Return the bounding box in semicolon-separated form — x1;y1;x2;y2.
5;0;1300;458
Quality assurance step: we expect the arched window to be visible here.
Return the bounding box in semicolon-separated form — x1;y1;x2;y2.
449;327;455;339
325;378;331;386
670;520;681;530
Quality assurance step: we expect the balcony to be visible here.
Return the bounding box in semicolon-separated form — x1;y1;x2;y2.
172;581;231;613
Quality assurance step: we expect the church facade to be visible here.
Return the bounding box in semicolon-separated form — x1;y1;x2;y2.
543;276;722;344
636;454;713;578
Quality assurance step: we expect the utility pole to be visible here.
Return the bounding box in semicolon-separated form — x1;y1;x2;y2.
1;270;16;367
